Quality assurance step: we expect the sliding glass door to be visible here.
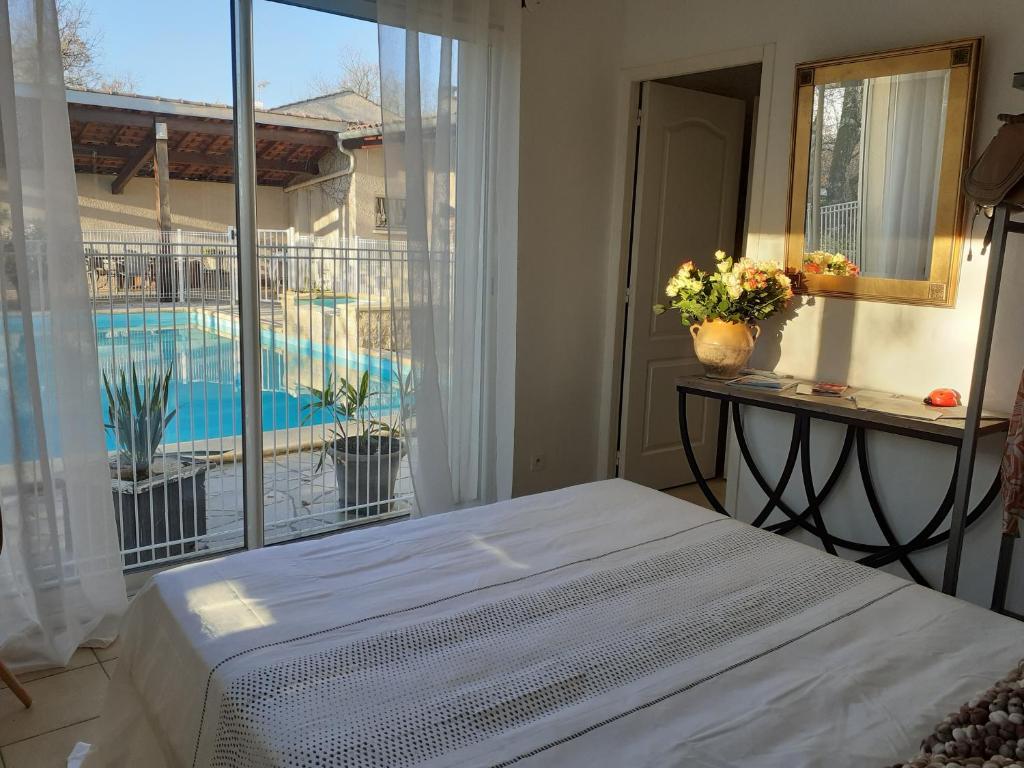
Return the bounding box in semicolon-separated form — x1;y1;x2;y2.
72;1;245;569
63;0;515;575
248;0;413;547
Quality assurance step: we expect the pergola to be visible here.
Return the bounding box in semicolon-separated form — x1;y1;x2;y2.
67;90;380;231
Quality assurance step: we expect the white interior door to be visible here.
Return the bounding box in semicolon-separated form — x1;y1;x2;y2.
619;81;745;490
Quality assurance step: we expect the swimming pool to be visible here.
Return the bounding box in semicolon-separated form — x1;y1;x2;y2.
94;310;402;452
293;296;356;309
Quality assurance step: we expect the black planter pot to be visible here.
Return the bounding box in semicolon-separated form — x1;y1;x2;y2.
111;459;208;567
331;435;404;517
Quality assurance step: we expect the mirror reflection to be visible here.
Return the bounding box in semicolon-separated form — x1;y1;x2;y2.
803;69;950;280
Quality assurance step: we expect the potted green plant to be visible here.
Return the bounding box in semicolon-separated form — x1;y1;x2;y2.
103;363;207;566
303;370;404;518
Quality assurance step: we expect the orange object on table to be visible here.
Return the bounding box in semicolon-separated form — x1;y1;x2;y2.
924;388;961;407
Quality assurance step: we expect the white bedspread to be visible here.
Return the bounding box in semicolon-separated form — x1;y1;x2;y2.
83;479;1024;767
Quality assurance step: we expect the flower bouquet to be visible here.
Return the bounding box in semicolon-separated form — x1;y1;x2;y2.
802;251;860;276
654;250;793;378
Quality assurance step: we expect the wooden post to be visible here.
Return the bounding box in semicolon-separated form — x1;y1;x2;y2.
0;660;31;708
153;122;175;302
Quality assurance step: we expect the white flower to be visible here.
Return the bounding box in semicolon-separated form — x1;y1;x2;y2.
722;272;744;299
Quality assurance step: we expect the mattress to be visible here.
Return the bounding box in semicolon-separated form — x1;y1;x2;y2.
82;479;1024;767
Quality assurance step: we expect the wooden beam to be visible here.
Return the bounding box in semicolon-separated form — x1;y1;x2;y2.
167;151;315;174
153;122;172;232
111;140;154;195
68;106;151;128
73;142;137;159
74;142;317;175
67;106;336;147
341;135;383;149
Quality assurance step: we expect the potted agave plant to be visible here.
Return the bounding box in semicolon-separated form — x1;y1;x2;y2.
304;370;405;517
103;363;207;566
655;249;794;379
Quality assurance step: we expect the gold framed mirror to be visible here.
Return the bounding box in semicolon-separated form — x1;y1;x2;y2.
785;38;981;307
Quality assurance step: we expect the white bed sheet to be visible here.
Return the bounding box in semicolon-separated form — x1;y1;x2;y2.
81;479;1024;767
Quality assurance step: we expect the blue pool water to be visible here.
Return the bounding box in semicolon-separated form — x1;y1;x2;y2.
294;296;356;308
95;310;401;451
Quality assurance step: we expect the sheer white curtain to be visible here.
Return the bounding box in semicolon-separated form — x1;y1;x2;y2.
377;0;519;515
0;0;126;670
861;70;949;279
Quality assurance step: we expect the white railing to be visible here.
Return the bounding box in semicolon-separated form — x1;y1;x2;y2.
86;229;414;569
808;200;861;264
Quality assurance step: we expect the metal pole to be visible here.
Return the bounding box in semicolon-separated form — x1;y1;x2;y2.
231;0;264;549
942;204;1010;594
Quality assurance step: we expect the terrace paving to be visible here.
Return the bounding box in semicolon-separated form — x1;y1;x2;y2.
197;451;415;551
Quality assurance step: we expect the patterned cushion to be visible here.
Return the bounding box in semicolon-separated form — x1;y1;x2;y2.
892;661;1024;767
1002;370;1024;537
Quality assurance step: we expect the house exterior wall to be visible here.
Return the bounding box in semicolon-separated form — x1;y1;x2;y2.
75;172;289;234
353;145;389;239
283;145;389;244
75;144;390;242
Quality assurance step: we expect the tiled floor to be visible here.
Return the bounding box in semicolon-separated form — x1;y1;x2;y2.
0;639;122;768
196;452;415;553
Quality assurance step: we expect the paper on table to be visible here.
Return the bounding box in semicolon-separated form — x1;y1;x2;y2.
853;393;943;421
853;393;1005;422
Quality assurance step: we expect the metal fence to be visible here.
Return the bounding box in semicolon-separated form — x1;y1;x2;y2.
809;201;861;264
86;228;414;569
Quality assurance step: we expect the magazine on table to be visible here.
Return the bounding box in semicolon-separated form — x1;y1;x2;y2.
794;381;849;397
727;369;797;391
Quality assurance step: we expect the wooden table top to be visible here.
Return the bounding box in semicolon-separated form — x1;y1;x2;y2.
676;375;1010;444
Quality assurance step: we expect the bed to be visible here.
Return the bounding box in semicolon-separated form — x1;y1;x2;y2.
82;479;1024;767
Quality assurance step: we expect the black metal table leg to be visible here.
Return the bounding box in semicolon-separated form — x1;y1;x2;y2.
799;416;838;556
676;378;1008;594
714;399;729;478
749;413;801;529
677;389;729;516
732;403;861;547
854;428;930;586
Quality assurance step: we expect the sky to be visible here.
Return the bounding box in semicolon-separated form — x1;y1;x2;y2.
81;0;380;108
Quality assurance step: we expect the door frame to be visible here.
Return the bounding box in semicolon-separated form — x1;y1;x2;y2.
604;44;777;510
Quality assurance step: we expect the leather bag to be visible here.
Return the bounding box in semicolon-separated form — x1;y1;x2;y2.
965;113;1024;209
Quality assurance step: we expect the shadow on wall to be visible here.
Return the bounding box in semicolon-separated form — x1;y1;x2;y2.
748;296;800;373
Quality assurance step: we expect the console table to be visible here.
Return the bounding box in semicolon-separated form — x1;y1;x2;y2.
676;376;1009;589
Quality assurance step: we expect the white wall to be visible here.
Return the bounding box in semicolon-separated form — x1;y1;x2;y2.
514;0;625;495
516;0;1024;608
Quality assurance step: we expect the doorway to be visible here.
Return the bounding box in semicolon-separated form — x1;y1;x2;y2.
616;63;763;495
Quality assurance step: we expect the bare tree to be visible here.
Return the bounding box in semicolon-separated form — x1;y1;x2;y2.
57;0;97;88
94;72;138;94
56;0;136;92
311;46;381;103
